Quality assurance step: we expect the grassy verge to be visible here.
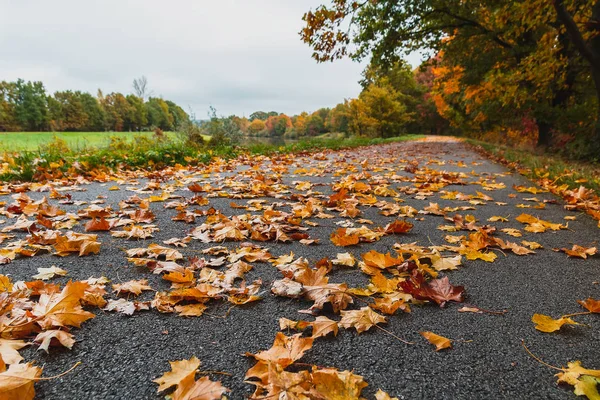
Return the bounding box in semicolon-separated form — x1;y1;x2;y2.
244;134;424;156
466;139;600;193
0;131;192;151
0;134;423;183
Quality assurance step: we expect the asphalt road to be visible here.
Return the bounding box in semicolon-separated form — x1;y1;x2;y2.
2;138;599;399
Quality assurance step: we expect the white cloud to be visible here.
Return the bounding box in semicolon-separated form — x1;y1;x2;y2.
0;0;377;116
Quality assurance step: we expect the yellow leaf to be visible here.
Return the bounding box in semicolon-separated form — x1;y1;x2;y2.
0;362;42;400
532;314;580;333
420;331;452;351
339;307;386;334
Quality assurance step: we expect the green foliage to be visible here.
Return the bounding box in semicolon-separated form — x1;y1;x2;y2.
0;79;188;133
203;107;243;147
249;111;278;121
13;79;48;131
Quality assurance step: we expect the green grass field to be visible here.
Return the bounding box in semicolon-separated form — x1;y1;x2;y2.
0;131;183;151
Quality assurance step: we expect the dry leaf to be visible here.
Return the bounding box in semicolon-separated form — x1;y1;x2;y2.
420;331;452;351
532;313;580;333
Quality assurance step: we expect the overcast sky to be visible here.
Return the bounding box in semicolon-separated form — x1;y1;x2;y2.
0;0;422;117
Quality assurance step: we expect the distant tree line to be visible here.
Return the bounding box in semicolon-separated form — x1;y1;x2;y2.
0;78;189;132
221;63;440;140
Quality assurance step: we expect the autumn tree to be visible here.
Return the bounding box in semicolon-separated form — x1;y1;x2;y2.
301;0;600;154
101;93;131;131
0;81;18;131
265;114;293;136
247;118;266;135
49;91;88;131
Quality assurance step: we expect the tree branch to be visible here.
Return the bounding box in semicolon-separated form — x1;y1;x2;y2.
552;0;600;70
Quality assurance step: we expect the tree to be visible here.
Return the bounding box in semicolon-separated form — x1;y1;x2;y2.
247;119;266;135
49;91;88;131
249;111;278;121
79;92;105;131
265;114;292;136
301;0;597;151
165;100;189;129
132;76;151;100
552;0;600;154
326;102;350;134
100;92;131;131
13;79;48;131
125;95;148;131
0;81;18;131
146;98;174;131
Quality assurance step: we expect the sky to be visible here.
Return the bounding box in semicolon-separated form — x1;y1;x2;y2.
0;0;424;117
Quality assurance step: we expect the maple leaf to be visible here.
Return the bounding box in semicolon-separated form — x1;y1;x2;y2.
104;299;150;315
578;298;600;313
0;340;28;364
375;389;399;400
420;331;452;351
34;330;75;353
370;296;410;315
84;217;110;232
522;240;543;250
154;356;200;393
279;316;338;339
330;228;360;246
32;280;95;330
339;306;386;334
32;266;67;281
384;220;413;234
173;376;229;400
362;250;403;269
303;283;353;314
532;314;580;333
0;275;12;293
556;360;600;386
399;272;465;307
311;367;368;400
271;278;304;298
174;304;207;317
332;252;355;267
560;245;597;259
246;333;314;370
112;279;153;296
573;375;600;399
431;255;462;271
0;362;42;400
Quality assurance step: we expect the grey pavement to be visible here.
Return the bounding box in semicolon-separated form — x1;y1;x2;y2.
1;138;599;399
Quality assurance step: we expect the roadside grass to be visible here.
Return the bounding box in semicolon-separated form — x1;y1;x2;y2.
0;131;188;151
0;134;423;182
245;134;425;155
466;139;600;193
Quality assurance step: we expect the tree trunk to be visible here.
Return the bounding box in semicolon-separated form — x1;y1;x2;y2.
553;0;600;158
537;121;552;147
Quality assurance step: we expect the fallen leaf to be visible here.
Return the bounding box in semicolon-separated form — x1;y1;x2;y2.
339;306;386;334
420;331;452;351
32;266;67;281
0;362;42;400
532;313;580;333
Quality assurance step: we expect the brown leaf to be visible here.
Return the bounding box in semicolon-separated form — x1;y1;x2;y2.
399;272;465;307
578;298;600;313
34;330;75;353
